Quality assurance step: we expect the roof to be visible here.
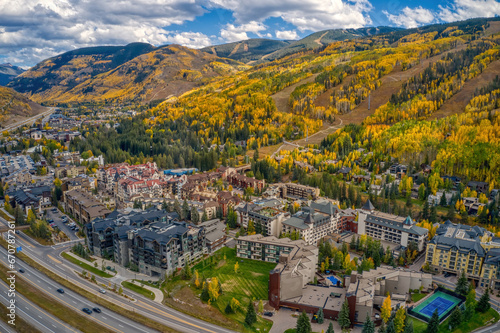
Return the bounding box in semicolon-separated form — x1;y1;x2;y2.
361;200;375;211
430;235;485;256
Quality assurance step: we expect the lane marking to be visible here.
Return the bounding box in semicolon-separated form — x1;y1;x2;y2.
48;255;62;264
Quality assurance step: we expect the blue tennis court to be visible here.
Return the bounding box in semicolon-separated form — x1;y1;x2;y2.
419;297;454;317
412;290;461;320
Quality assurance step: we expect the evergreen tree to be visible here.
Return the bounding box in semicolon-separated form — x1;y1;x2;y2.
449;306;462;330
225;302;233;314
182;199;190;220
338;300;351;330
317;307;324;324
476;288;491;312
200;283;209;302
464;285;477;322
440;192;447;206
422;200;429;220
426;309;439;333
296;311;312;333
455;270;468;296
403;320;413;333
244;301;257;326
378;322;386;333
362;312;375;333
386;320;396;333
429;205;437;223
446;205;455;222
326;322;335;333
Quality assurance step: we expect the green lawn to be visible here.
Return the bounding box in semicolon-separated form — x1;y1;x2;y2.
122;281;155;300
191;247;276;332
408;308;500;333
133;279;160;289
61;252;113;278
411;292;427;302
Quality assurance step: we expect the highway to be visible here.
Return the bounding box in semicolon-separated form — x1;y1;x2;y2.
0;215;236;333
1;107;56;132
0;280;80;333
0;248;155;333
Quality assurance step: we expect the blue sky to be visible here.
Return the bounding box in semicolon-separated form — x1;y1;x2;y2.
1;0;499;67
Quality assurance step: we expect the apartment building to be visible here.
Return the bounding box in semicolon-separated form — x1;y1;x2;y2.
54;165;86;179
64;189;111;224
7;185;52;214
357;200;428;251
235;198;290;237
278;183;320;200
281;199;340;245
227;173;265;192
86;208;205;277
425;221;500;285
97;162;163;195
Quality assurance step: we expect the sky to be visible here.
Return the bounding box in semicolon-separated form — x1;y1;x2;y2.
1;0;499;68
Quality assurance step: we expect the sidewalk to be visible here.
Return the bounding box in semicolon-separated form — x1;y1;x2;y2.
131;280;164;303
62;249;159;283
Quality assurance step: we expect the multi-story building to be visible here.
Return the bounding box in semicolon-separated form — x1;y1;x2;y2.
227;173;265;192
281;199;339;245
86;208;205;277
425;221;500;286
117;178;170;201
54;165;86;179
278;183;320;200
235;198;290;237
7;185;52;214
357;200;428;251
97;162;163;195
64;189;111;224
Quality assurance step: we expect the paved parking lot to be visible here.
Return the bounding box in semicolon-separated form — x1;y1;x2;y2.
45;208;80;241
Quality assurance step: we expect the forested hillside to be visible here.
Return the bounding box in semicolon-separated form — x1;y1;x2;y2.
8;43;247;105
69;17;500;190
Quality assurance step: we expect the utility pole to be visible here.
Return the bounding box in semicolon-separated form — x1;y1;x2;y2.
368;94;371;110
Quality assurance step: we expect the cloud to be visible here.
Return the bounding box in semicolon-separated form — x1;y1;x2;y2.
0;0;206;67
164;32;213;49
438;0;500;22
220;21;268;42
275;30;299;40
383;6;435;29
210;0;373;32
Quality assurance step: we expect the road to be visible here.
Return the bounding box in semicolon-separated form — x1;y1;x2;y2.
0;215;236;333
0;280;81;333
0;250;154;333
1;107;56;132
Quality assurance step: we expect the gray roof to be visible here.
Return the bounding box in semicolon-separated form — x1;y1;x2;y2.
430;235;485;256
362;200;375;211
282;216;309;230
310;200;339;216
485;248;500;265
365;213;427;236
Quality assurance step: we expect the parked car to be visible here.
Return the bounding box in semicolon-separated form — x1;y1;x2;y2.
444;272;451;278
92;307;101;313
264;312;273;317
51;208;58;213
82;308;92;314
57;288;64;293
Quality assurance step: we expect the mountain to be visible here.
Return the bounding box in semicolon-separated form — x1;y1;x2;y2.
201;39;293;63
202;27;401;64
0;63;25;86
0;86;46;128
8;43;248;105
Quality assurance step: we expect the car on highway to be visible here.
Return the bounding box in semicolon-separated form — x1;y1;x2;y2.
82;308;92;314
56;288;64;293
99;289;106;294
15;230;19;234
92;307;101;313
18;268;25;273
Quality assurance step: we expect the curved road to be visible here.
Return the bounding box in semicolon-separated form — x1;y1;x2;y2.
1;218;236;333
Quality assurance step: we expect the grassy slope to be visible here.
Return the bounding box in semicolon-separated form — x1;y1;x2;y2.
121;281;155;300
61;252;113;278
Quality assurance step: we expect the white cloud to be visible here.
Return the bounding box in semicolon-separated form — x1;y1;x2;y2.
438;0;500;22
0;0;206;67
210;0;373;32
383;6;435;29
275;30;299;40
164;32;213;49
220;21;268;42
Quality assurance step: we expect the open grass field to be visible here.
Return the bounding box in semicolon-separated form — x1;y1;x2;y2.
194;247;276;302
163;247;275;332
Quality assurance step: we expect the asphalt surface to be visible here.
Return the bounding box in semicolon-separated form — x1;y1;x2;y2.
0;279;80;333
0;249;154;333
45;209;80;241
0;215;236;333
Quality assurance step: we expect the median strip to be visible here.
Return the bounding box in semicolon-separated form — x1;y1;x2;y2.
0;238;179;333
